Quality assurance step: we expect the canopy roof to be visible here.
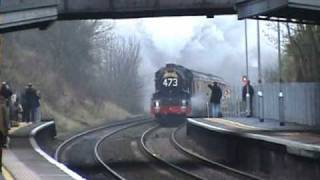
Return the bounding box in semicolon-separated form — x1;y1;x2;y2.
236;0;320;24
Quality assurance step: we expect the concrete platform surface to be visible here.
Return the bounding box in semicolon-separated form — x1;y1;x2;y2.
188;117;320;158
1;122;83;180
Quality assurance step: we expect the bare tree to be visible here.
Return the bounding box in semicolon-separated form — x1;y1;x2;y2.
93;36;143;113
264;23;320;82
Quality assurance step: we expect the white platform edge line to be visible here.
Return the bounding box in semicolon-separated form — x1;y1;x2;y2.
29;121;86;180
187;118;320;152
187;118;234;133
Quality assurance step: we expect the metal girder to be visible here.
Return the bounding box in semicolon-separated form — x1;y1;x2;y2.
57;0;236;20
1;0;320;33
236;0;320;24
0;0;58;33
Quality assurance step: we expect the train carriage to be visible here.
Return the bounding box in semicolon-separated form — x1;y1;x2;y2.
151;64;228;121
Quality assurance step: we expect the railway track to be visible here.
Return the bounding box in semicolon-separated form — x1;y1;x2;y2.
142;124;265;180
171;124;265;180
56;117;265;180
141;125;204;180
95;121;198;180
55;116;150;160
94;120;153;179
55;116;152;179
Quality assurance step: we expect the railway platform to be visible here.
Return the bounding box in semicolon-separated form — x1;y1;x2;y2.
186;117;320;179
1;122;83;180
187;117;320;158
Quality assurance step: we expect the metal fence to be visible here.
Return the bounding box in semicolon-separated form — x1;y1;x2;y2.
223;83;320;126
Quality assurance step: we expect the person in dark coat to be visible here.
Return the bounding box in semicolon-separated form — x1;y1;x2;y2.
0;82;13;100
242;80;254;117
0;82;12;130
22;84;34;123
0;89;7;171
0;82;12;148
208;82;222;117
30;89;41;123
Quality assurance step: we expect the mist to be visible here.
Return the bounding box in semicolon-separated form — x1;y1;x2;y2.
108;15;279;110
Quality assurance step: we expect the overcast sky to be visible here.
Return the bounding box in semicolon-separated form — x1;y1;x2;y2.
108;15;279;107
112;15;277;83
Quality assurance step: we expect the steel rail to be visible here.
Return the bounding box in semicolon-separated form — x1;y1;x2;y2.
171;124;265;180
94;119;153;180
140;125;205;180
55;116;150;161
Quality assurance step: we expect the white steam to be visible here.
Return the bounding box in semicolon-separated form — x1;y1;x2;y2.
109;15;278;111
191;92;209;114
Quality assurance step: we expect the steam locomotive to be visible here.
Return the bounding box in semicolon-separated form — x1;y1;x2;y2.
151;64;227;121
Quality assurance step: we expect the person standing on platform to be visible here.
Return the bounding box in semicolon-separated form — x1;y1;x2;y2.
0;88;7;171
208;82;223;118
0;82;12;131
21;86;28;122
31;89;41;123
242;80;255;117
0;82;12;149
22;84;34;123
10;94;22;126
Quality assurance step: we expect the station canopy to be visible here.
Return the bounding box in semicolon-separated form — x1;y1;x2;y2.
236;0;320;24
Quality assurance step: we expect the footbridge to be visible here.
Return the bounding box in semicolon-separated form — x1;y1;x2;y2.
0;0;320;33
58;0;236;19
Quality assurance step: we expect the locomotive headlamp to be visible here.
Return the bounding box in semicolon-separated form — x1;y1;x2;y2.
181;99;187;112
181;99;187;106
155;100;160;107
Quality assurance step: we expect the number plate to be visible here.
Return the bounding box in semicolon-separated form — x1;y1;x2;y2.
163;78;178;87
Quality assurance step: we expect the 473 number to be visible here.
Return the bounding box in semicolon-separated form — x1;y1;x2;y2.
163;78;178;87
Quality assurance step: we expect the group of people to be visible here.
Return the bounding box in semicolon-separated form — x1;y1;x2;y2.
21;83;41;124
0;82;41;144
208;80;254;118
0;82;41;172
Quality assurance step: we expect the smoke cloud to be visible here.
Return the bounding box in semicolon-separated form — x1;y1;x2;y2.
108;15;278;110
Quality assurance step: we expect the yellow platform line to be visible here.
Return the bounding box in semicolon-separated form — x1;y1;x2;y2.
205;118;259;130
3;122;29;180
2;165;15;180
9;122;29;134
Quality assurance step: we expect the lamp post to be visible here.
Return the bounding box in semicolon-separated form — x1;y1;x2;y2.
277;21;285;126
245;19;251;117
257;20;264;122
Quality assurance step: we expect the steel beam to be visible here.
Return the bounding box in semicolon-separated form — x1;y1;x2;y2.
1;0;320;33
0;0;58;33
236;0;320;24
57;0;236;20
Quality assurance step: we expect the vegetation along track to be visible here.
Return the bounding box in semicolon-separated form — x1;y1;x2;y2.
171;124;265;180
143;124;264;180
